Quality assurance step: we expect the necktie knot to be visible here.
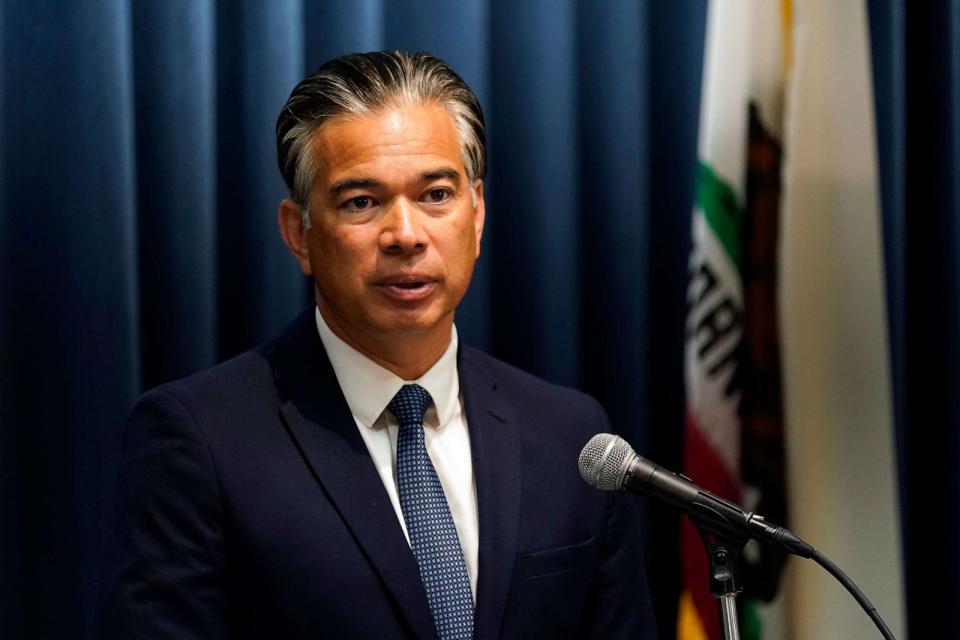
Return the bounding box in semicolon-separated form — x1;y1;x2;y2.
388;384;433;428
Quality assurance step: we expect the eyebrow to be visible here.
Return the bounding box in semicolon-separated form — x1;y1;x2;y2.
329;178;381;196
328;168;462;197
420;168;462;184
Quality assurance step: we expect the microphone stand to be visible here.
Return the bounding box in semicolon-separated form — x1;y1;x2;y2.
690;516;750;640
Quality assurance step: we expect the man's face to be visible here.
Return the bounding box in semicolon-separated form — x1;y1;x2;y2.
288;101;485;350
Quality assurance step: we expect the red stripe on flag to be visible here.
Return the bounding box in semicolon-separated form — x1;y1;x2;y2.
681;411;741;640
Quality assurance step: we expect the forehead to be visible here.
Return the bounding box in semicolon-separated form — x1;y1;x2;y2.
309;101;464;185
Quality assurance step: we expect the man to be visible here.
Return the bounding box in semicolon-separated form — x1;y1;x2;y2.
99;51;656;639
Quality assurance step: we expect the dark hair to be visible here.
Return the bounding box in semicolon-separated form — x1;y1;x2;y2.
276;50;486;225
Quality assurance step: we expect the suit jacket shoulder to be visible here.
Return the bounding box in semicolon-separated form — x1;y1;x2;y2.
457;344;607;444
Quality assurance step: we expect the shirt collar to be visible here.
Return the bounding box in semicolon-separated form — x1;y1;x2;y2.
314;307;460;428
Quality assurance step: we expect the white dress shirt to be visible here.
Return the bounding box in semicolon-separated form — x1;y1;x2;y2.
314;308;479;600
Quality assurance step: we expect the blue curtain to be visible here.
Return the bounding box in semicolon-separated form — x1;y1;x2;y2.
869;1;960;637
0;1;706;637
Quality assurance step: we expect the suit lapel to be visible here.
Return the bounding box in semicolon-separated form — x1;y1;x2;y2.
459;347;522;640
267;311;438;640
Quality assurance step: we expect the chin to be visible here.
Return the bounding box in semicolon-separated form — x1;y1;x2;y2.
375;319;441;337
371;309;450;337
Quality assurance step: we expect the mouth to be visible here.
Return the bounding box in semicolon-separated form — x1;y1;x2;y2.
375;274;438;301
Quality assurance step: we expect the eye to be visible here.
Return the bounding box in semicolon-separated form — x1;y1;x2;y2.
341;196;377;212
422;188;452;204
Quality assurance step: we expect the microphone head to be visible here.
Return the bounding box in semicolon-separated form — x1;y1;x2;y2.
578;433;636;491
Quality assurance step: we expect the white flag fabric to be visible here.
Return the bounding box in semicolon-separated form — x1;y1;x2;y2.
779;1;905;637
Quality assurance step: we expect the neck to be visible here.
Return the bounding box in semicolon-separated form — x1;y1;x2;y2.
317;305;452;380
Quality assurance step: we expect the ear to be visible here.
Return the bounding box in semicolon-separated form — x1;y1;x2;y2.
472;179;486;259
278;199;312;275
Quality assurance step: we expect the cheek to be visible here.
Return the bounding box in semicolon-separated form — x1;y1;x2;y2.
310;230;381;288
458;221;480;256
440;223;480;276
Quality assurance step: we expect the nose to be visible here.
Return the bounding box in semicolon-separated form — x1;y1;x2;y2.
379;197;427;255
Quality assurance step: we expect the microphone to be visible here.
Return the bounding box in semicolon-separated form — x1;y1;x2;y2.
578;433;812;558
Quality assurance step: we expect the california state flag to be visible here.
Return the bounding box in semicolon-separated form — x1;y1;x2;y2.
679;1;791;638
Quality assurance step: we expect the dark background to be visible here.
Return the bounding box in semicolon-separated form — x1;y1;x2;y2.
0;1;956;638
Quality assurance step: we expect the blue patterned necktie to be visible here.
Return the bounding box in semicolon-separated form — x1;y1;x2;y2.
388;384;474;640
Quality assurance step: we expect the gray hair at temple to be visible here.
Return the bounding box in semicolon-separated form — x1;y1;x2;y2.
276;50;487;229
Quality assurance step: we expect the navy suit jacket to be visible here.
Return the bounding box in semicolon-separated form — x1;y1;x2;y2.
98;310;656;639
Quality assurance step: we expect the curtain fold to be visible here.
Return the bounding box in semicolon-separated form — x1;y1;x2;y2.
577;0;648;443
0;2;140;636
215;0;309;359
869;1;960;636
645;2;707;632
489;0;582;386
132;1;217;388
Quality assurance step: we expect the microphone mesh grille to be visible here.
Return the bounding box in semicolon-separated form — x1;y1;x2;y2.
578;433;634;490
